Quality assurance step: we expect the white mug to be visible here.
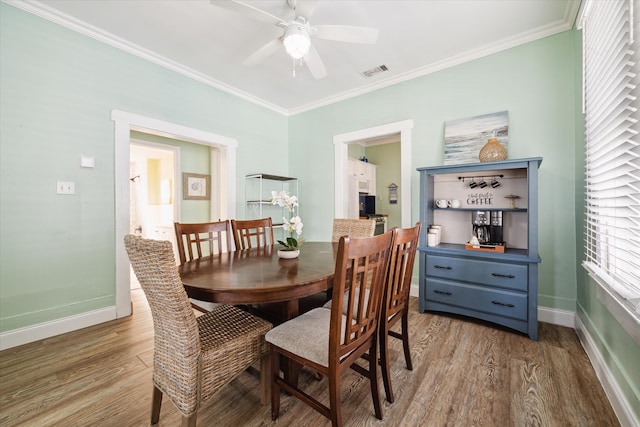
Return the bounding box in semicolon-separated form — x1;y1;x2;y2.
448;199;461;208
435;199;448;208
427;232;438;246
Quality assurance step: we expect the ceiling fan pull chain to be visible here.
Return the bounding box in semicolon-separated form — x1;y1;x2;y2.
292;57;304;77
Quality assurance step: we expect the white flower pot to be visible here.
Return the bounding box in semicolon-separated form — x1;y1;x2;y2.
277;249;300;259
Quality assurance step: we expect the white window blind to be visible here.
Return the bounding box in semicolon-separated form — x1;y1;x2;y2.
580;0;640;339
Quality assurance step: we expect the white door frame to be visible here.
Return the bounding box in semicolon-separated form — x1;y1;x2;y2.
112;110;238;318
334;120;414;227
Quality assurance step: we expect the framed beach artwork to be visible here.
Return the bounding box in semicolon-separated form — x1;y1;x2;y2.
443;111;509;165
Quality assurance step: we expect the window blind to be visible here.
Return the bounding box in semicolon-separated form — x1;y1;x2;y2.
581;0;640;325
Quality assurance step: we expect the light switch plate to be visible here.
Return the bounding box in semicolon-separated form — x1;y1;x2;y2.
57;181;75;195
80;155;95;168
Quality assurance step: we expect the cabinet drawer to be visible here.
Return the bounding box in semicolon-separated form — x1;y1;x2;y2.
425;278;528;321
426;255;527;291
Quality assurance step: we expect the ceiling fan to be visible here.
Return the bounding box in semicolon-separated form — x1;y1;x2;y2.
211;0;379;79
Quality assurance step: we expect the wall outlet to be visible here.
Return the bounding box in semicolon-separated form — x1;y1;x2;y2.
57;181;75;195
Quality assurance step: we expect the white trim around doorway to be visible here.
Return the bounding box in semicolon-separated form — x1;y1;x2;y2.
333;119;414;227
112;110;238;318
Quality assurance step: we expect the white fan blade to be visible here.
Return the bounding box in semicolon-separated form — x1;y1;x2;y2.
304;44;327;79
211;0;286;26
243;38;282;66
315;25;379;44
292;0;318;19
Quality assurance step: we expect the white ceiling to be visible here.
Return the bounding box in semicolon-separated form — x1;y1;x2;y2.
12;0;581;115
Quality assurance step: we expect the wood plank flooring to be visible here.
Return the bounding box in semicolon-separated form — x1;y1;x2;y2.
0;289;619;426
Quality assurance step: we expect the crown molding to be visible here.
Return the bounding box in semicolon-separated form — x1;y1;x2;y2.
4;0;288;115
6;0;581;117
288;11;579;116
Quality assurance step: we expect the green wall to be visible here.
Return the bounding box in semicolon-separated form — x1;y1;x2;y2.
290;31;578;312
0;3;287;331
1;3;637;419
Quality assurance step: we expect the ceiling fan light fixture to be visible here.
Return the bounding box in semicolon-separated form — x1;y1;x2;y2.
283;26;310;59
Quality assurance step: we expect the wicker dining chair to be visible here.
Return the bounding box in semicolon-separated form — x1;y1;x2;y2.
331;218;376;242
124;235;272;427
266;232;394;426
174;220;233;312
231;217;275;250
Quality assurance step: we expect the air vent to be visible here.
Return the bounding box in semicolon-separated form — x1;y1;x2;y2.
360;64;389;78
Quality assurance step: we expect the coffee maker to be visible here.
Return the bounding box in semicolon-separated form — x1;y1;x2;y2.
472;211;491;244
472;210;504;245
489;211;504;244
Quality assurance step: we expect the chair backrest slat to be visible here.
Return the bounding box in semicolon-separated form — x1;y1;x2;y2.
330;232;393;361
174;220;232;264
231;218;274;250
384;222;421;322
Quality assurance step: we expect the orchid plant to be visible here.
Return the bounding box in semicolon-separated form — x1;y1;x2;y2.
270;190;303;251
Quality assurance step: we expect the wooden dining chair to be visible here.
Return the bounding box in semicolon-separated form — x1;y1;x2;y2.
231;217;275;250
331;218;376;242
378;221;421;403
266;232;394;426
298;217;375;314
322;222;421;403
124;235;272;427
174;220;232;312
174;220;232;264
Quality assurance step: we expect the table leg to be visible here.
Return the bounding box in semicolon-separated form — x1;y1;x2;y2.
282;299;301;386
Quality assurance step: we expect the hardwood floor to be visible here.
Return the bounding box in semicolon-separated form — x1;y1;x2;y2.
0;289;619;426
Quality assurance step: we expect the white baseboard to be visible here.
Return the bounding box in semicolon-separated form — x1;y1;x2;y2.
538;305;575;327
0;306;117;351
575;315;639;427
410;283;419;298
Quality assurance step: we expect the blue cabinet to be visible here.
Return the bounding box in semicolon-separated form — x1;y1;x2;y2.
417;158;542;340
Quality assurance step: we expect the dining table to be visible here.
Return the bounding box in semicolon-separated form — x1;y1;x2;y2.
178;241;338;321
179;241;338;388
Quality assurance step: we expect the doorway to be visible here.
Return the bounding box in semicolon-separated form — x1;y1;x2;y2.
112;110;238;319
129;142;179;289
334;120;414;228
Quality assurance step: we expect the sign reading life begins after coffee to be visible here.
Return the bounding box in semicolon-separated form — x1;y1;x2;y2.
467;192;493;205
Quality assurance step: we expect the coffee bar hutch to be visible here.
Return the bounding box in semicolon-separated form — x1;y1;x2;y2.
417;158;542;340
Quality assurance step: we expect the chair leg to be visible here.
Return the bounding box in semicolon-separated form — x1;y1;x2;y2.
328;371;343;427
379;323;394;403
369;339;383;420
401;311;413;370
182;414;197;427
260;353;270;405
270;347;281;420
151;385;163;425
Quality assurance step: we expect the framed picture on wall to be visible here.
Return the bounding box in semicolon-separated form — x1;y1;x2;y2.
443;111;509;165
183;173;210;200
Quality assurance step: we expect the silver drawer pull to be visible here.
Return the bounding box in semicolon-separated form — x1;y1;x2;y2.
492;273;515;278
434;290;452;295
434;265;452;270
491;300;515;308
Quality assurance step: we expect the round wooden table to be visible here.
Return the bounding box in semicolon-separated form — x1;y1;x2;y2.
179;241;337;320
